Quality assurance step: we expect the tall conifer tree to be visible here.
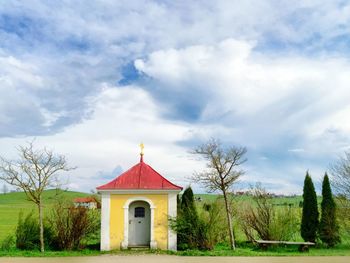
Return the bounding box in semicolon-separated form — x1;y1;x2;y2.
181;187;196;213
301;172;319;243
177;187;199;249
319;173;340;247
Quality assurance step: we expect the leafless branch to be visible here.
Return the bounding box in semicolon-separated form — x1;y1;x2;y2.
191;137;247;250
0;141;75;252
192;138;247;193
330;151;350;199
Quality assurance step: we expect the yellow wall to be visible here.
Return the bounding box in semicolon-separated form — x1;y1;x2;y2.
109;194;168;250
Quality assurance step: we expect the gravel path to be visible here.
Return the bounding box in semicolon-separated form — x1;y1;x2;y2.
1;255;350;263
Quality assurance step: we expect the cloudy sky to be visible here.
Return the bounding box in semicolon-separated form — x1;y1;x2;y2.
1;0;350;194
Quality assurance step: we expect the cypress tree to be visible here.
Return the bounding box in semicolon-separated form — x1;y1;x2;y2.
319;173;340;247
301;172;319;243
177;187;199;249
181;187;196;212
176;194;181;212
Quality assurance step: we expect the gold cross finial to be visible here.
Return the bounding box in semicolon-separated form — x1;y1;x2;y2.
140;143;144;156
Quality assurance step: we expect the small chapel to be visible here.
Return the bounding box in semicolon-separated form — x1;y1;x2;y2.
96;145;182;251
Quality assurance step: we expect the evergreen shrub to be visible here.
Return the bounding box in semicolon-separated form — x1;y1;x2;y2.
319;173;340;247
15;211;53;250
171;187;225;250
1;235;15;251
301;172;319;243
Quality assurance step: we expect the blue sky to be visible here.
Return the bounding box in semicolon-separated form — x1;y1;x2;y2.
1;0;350;194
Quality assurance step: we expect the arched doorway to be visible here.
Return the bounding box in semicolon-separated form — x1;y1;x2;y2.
128;201;151;246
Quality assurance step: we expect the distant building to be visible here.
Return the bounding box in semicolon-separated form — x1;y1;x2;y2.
73;197;98;209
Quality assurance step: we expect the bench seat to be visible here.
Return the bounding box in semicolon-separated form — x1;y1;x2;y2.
255;240;315;252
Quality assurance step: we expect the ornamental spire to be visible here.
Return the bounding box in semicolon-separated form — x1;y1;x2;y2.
140;143;144;162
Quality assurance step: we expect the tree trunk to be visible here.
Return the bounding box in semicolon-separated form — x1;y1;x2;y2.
223;189;235;250
38;196;45;252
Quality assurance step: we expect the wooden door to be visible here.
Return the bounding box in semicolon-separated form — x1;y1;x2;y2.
128;201;150;246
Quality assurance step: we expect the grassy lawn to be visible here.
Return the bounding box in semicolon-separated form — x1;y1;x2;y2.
1;243;350;257
0;249;102;257
1;191;349;257
172;243;350;256
0;190;90;241
0;191;311;242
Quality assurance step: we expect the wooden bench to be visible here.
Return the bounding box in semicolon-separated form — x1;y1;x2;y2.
255;240;315;252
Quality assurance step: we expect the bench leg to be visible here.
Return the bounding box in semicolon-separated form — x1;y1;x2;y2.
298;245;309;252
259;243;268;251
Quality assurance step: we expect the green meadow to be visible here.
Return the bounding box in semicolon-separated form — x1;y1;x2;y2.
195;194;304;242
0;191;305;242
0;190;90;241
0;191;349;256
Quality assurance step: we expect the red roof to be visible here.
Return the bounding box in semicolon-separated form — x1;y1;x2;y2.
96;156;182;191
74;197;97;203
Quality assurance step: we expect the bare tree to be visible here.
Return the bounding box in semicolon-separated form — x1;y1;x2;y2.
330;151;350;235
0;141;75;252
192;138;247;250
331;151;350;199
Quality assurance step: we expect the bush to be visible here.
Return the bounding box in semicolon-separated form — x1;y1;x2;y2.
48;199;100;250
336;196;350;239
173;187;199;250
269;207;299;241
1;235;15;251
170;187;226;250
239;184;299;242
16;211;38;250
15;211;53;250
198;199;228;249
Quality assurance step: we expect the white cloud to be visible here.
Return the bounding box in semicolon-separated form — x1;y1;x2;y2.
0;56;44;88
134;38;350;192
0;84;204;191
136;38;350;146
1;1;350;193
1;1;350;137
288;149;305;153
4;37;349;193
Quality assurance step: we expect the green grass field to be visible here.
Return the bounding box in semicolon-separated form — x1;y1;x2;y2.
1;244;350;257
193;193;350;245
0;191;349;256
1;191;304;242
0;189;90;241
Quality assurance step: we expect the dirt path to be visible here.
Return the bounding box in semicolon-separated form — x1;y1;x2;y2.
1;255;350;263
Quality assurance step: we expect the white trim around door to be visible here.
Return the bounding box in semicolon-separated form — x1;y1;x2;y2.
121;196;157;249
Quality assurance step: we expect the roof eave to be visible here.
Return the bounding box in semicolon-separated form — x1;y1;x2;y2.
96;188;182;194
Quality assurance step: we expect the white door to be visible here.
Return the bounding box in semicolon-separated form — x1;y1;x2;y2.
128;201;150;246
